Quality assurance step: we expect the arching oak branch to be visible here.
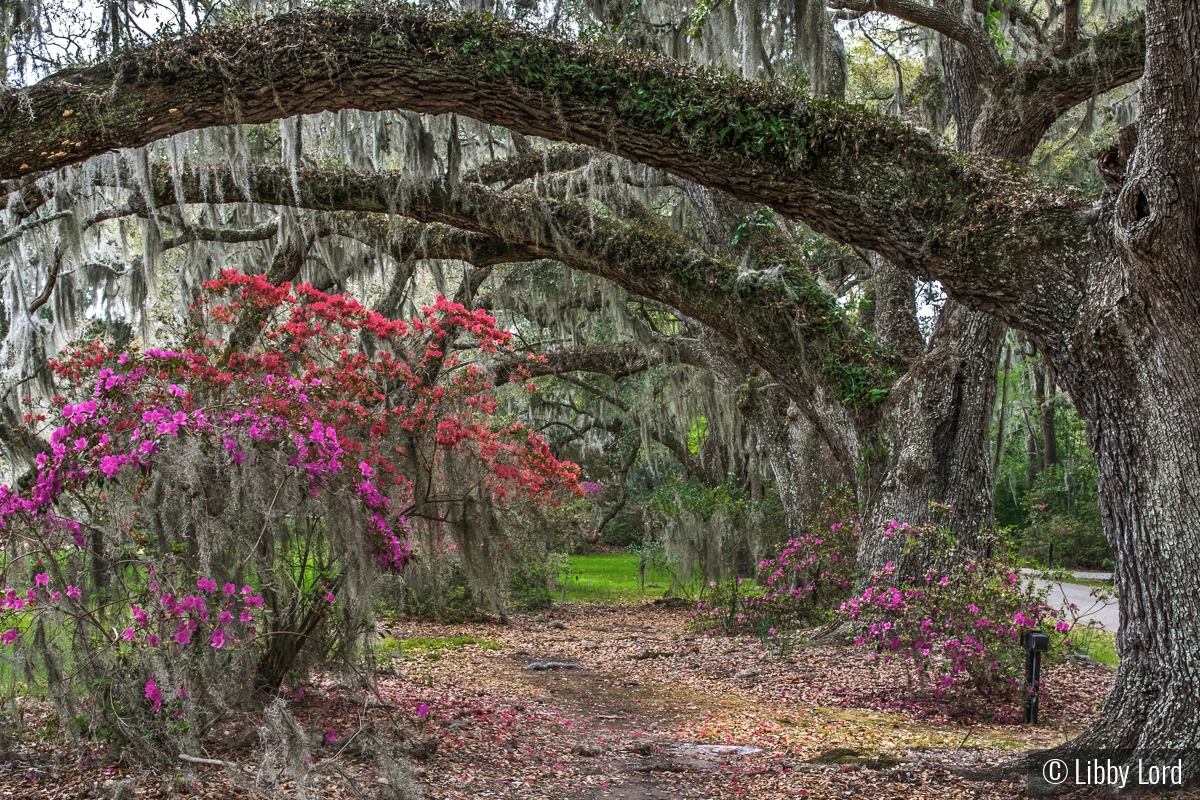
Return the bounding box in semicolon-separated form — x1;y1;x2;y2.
0;7;1106;338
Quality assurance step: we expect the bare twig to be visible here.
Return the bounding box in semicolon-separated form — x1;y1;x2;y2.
179;753;236;768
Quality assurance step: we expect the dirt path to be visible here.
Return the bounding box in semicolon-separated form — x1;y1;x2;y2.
376;603;1133;800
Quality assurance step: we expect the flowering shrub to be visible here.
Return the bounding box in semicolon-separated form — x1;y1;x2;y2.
840;520;1063;698
691;501;860;636
0;271;578;747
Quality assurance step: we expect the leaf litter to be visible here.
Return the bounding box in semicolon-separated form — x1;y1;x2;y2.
0;602;1190;799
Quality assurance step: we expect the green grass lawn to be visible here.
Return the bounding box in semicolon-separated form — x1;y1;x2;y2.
1074;629;1119;666
378;635;504;661
559;553;675;603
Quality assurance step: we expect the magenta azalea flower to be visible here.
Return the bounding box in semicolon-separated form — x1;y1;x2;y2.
145;678;163;711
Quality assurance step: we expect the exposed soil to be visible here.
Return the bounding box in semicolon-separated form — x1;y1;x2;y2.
0;602;1191;799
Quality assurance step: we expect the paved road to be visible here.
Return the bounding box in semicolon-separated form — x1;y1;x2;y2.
1032;578;1120;632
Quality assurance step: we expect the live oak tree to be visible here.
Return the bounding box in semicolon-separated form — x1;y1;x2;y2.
0;0;1196;772
0;16;1118;551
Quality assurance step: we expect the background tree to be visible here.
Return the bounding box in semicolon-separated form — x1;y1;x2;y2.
992;335;1108;570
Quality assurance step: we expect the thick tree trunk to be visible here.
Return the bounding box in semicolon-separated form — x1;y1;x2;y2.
939;40;981;152
859;300;1005;576
854;24;1007;578
1062;333;1200;766
869;256;925;369
1043;0;1200;769
755;391;842;536
1061;0;1080;49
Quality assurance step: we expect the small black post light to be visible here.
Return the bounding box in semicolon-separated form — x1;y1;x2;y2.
1020;630;1050;724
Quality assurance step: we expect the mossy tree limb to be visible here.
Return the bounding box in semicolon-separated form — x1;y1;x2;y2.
0;6;1130;342
120;162;887;473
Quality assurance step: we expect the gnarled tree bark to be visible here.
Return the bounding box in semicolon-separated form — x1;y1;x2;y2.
1034;0;1200;769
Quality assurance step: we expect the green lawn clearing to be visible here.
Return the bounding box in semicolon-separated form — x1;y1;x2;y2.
559;553;674;603
378;635;504;661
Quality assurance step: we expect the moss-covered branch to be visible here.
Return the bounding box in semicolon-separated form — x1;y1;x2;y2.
493;342;689;384
975;13;1146;157
112;162;872;463
0;6;1096;339
497;344;651;383
463;144;593;187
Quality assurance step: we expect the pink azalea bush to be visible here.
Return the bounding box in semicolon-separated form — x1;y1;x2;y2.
691;501;860;636
840;519;1063;697
0;271;579;745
